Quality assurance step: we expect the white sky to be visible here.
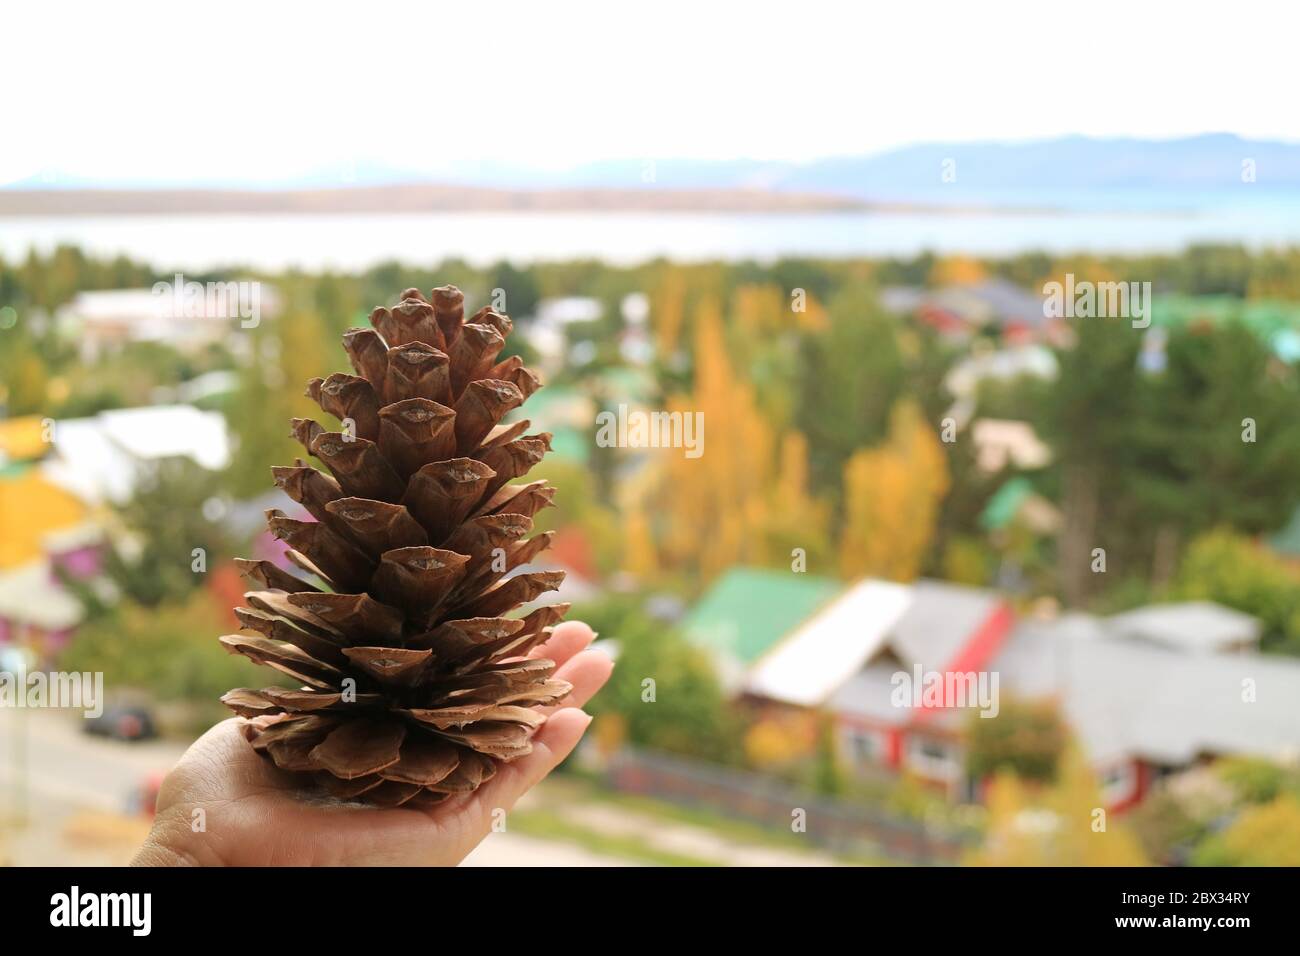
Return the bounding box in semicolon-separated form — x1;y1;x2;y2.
5;0;1297;185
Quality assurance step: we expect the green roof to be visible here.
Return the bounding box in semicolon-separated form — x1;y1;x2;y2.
682;567;842;665
547;426;588;463
1150;295;1300;356
980;476;1035;531
1269;504;1300;557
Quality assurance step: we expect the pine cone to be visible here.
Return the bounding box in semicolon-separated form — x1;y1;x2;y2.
219;286;570;808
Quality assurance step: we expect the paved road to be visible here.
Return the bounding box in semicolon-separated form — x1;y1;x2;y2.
0;707;187;816
0;708;636;866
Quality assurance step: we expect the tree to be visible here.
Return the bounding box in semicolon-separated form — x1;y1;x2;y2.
1043;312;1146;605
795;284;908;497
1193;795;1300;866
839;399;950;581
226;306;334;497
968;747;1148;866
657;299;827;582
966;698;1067;784
1173;530;1300;654
61;589;272;732
86;458;235;610
577;595;741;763
1133;321;1300;572
487;260;540;320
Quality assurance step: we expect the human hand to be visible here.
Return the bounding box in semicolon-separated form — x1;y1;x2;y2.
132;621;611;866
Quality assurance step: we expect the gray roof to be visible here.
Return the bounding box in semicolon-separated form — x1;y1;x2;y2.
829;662;912;726
888;579;1003;672
992;615;1300;766
1108;601;1261;653
964;278;1049;326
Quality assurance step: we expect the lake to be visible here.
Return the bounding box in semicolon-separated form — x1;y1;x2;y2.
3;192;1299;270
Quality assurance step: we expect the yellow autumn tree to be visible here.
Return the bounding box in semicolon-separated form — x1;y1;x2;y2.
662;297;774;579
968;748;1148;866
1047;747;1148;866
649;267;687;357
658;299;828;582
761;431;831;570
839;399;950;581
623;504;659;580
928;255;987;287
1197;794;1300;865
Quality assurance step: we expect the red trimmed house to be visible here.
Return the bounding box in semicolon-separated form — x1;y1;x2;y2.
740;578;1300;812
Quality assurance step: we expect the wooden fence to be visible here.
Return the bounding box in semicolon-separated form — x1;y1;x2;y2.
603;748;975;864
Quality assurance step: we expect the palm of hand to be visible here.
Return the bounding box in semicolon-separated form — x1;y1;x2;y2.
135;622;610;866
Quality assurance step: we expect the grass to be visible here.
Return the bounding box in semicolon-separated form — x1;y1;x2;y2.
536;773;894;866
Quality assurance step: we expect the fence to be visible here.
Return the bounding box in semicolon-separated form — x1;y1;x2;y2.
603;748;975;864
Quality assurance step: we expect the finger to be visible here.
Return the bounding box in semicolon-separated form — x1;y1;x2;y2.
475;708;593;812
548;647;613;713
528;619;596;669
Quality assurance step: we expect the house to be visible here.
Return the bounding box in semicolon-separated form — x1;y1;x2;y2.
990;611;1300;810
42;404;230;505
944;343;1058;403
691;567;1300;811
0;469;105;658
526;296;603;373
57;286;278;363
0;404;231;659
1107;602;1260;654
970;419;1051;474
979;477;1061;537
881;278;1056;344
743;579;1013;792
682;567;841;691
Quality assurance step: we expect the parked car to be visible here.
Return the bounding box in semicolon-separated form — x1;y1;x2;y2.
83;704;157;741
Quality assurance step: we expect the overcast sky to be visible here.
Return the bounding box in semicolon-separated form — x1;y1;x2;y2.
6;1;1296;185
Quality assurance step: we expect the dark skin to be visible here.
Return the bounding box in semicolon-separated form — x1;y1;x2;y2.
133;621;611;866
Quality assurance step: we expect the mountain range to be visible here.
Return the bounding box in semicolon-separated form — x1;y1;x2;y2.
6;134;1299;212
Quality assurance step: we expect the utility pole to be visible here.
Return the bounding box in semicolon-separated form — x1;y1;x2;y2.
1;637;34;830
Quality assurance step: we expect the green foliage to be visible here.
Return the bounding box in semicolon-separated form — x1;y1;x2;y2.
810;713;844;796
576;594;742;763
965;698;1067;783
1217;756;1290;804
92;458;237;610
1126;789;1209;865
1173;530;1300;653
1135;321;1300;539
795;283;908;498
61;590;275;731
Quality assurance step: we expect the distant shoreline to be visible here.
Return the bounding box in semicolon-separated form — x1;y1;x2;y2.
0;185;1091;218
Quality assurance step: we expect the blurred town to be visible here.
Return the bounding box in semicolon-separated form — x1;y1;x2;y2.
4;244;1300;866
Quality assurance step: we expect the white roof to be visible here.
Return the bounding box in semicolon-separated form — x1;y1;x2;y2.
66;289;175;321
0;561;84;631
972;418;1052;472
536;297;602;325
745;580;911;707
42;405;230;505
